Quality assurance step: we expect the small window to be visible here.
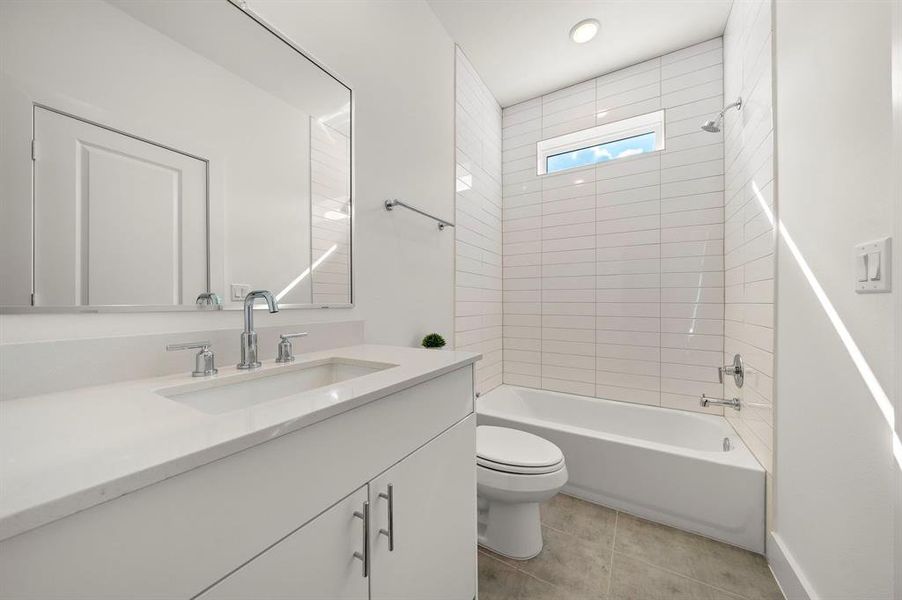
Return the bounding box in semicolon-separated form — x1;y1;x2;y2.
536;110;665;175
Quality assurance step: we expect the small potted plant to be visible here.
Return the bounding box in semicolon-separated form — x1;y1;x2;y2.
421;333;446;349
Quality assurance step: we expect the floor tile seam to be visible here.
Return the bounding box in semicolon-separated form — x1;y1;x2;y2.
610;549;753;600
506;561;570;592
537;519;614;545
479;538;603;591
607;511;620;597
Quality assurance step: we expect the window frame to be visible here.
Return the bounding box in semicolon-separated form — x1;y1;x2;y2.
535;109;666;175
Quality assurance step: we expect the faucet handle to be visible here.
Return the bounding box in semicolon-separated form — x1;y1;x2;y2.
276;332;309;363
718;354;744;388
167;341;218;377
195;292;222;308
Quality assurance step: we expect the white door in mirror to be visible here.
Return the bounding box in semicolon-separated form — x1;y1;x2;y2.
854;237;891;293
33;107;208;306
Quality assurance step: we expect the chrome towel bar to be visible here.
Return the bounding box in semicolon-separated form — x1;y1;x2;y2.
385;199;454;230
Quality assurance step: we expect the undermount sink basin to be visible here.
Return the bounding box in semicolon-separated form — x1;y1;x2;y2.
159;358;396;415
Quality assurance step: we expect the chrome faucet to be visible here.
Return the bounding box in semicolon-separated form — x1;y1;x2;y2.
700;393;741;411
237;290;279;369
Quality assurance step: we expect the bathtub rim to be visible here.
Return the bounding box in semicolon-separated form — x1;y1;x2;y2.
477;384;764;474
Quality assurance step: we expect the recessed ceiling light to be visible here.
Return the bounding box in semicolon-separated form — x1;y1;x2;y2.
569;18;600;44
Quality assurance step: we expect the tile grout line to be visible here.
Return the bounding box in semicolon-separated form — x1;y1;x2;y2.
658;59;665;410
607;510;620;597
481;500;775;600
592;74;599;393
480;543;567;593
611;550;752;600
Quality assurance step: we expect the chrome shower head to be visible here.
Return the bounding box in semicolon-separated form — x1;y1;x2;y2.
701;119;721;133
700;97;742;133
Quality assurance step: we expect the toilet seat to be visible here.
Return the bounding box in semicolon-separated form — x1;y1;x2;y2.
477;456;565;475
476;425;569;559
476;426;564;475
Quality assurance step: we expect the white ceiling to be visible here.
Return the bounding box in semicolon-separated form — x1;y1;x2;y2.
428;0;733;107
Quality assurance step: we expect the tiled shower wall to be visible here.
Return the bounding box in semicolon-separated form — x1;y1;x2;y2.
455;48;503;395
723;0;776;472
501;39;727;414
310;121;351;304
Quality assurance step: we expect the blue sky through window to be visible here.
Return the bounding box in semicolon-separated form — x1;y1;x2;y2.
546;131;656;174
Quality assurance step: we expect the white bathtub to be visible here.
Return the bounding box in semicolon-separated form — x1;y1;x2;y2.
477;385;765;552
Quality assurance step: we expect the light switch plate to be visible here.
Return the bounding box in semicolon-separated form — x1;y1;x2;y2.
856;253;869;282
854;237;891;293
230;283;251;301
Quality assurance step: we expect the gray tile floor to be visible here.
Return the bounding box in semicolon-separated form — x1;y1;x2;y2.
478;494;784;600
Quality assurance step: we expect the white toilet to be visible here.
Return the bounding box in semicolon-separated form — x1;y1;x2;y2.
476;425;568;559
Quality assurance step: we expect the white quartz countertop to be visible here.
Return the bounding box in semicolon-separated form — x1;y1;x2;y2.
0;344;480;542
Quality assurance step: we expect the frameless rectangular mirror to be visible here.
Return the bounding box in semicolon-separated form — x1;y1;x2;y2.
0;0;352;311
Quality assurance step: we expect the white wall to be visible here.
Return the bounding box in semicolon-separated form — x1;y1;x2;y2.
773;1;896;597
235;0;456;348
894;2;902;595
501;39;728;415
0;1;455;353
722;0;776;476
455;48;503;395
0;0;318;307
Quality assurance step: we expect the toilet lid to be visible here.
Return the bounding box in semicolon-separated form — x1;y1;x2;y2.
476;426;564;474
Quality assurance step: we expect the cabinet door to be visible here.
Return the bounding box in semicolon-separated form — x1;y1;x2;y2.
197;486;369;600
369;415;477;600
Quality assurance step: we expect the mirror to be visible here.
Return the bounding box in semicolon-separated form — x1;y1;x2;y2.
0;0;352;311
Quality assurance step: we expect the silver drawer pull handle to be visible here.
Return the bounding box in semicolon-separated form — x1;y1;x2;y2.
352;501;369;578
378;484;394;551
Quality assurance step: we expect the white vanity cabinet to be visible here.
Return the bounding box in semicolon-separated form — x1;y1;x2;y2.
369;417;476;600
0;364;477;600
197;486;370;600
199;416;476;600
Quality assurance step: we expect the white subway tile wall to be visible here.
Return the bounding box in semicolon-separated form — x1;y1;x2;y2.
723;0;775;472
502;39;726;415
310;121;352;304
455;48;503;394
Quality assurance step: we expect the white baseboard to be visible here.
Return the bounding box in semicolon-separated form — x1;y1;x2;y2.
768;532;817;600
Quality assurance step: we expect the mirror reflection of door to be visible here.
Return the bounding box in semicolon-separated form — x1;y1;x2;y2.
33;107;208;306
